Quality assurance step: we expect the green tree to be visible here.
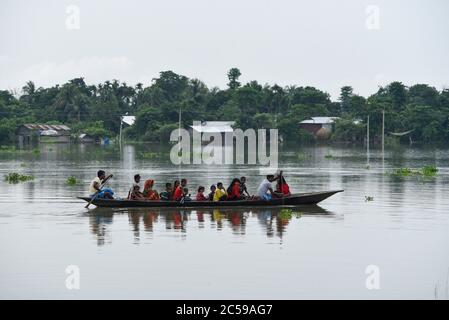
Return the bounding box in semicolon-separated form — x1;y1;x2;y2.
227;68;241;90
339;86;353;114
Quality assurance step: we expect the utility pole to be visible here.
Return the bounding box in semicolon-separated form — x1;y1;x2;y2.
367;115;370;166
382;109;385;155
119;116;123;152
382;109;385;171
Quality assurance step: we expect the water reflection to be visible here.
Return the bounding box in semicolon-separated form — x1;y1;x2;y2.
87;206;333;246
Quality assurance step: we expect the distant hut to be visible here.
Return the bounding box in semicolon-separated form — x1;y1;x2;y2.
78;133;95;144
299;117;339;139
17;124;71;145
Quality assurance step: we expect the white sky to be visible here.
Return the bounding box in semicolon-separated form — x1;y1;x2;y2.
1;0;448;100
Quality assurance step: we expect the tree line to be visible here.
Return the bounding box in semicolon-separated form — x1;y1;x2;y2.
1;68;448;145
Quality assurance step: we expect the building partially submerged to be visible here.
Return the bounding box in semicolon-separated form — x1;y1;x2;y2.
17;124;71;145
78;133;95;144
299;117;339;139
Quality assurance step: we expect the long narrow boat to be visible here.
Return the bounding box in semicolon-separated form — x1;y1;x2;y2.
78;190;343;208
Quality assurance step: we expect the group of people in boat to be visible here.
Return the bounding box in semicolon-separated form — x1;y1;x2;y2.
89;170;291;202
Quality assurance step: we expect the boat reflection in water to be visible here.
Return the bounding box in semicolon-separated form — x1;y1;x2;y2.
86;205;336;246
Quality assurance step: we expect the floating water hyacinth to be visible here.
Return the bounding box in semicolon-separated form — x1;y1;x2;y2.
279;208;302;220
391;166;438;177
4;172;35;184
66;176;77;186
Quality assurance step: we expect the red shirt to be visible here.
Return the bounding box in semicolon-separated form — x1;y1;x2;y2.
196;193;207;201
173;186;183;201
278;183;290;195
228;183;241;199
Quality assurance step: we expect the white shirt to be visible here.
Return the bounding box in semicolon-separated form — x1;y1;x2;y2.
89;177;101;194
256;179;272;198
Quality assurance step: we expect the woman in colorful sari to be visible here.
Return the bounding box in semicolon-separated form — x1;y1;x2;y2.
143;179;160;200
227;178;243;200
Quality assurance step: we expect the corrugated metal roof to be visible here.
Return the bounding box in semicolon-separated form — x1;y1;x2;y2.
299;117;339;124
23;124;71;131
190;121;235;133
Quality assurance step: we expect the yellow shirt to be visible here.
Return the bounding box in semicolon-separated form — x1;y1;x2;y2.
213;188;227;201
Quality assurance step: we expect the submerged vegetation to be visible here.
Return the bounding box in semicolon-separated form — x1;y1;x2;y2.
4;172;34;184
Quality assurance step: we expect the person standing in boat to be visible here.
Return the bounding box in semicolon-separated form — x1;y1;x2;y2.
89;170;114;199
255;174;278;201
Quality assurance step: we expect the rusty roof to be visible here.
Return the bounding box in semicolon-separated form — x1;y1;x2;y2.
23;124;71;131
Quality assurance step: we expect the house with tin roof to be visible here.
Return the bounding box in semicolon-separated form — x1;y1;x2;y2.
17;124;71;144
299;117;339;139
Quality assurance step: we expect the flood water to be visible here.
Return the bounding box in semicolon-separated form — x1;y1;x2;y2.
0;143;448;299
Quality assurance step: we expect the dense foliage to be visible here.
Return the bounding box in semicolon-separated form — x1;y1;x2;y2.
1;70;448;145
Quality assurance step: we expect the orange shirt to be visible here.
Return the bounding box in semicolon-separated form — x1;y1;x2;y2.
173;186;183;201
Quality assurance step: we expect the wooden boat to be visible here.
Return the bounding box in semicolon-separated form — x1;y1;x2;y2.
78;190;343;208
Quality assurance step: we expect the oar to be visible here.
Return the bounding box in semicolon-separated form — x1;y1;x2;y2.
85;174;113;208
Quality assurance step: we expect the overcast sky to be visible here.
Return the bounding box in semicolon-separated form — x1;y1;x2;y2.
1;0;448;100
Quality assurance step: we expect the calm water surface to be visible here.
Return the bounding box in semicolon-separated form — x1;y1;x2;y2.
0;144;448;299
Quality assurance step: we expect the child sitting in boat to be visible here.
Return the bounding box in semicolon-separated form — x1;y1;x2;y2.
208;185;216;201
196;186;207;201
129;185;145;200
180;188;191;203
159;183;172;200
213;182;228;201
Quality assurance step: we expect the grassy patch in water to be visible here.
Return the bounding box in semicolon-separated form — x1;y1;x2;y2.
297;153;311;161
391;166;438;177
66;176;77;186
140;151;163;159
0;146;40;155
279;208;302;220
4;172;35;184
324;153;335;159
